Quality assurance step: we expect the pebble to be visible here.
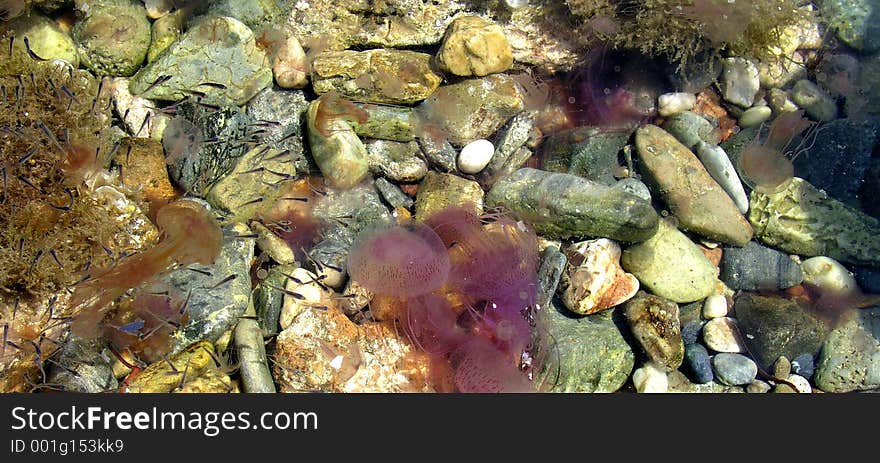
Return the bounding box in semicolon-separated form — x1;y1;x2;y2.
541;126;633;185
633;363;669;393
766;88;800;114
147;9;183;63
773;356;792;379
621;218;718;303
624;291;685;370
790;353;815;379
790;79;837;122
738;106;773;129
712;353;758;386
681;321;703;346
635;125;753;246
273;33;308;89
559;239;639;315
536;246;567;309
486;168;659;242
719;241;804;291
436;16;513;77
721;57;760;108
280;268;332;330
693;141;749;214
783;374;812;393
374;177;414;210
306;96;370;190
658;92;696;117
478;112;534;185
702;317;746;353
612;177;652;203
702;294;728;319
684;343;714;384
747;380;772;393
749;177;880;267
458;139;496;174
207;145;298;220
6;11;79;67
757;52;807;89
853;266;880;295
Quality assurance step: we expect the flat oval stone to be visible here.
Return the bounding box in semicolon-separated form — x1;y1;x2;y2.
702;317;746;353
713;353;758;386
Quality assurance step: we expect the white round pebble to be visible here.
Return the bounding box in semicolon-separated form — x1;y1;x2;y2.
658;92;697;117
786;374;812;393
702;294;729;319
457;139;495;174
702;317;746;353
801;256;859;294
633;363;668;393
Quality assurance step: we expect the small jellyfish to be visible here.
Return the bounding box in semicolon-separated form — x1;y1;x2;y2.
347;221;450;298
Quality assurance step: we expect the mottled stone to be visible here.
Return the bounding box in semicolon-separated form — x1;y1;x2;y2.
6;11;79;67
130;16;272;105
127;341;233;393
415;74;524;145
635;124;753;246
536;245;567;309
280;268;333;330
558;239;639;315
350;103;416;142
702;294;729;319
147;9;184;63
823;0;880;52
311;49;441;105
658;92;697;117
734;293;831;372
366;140;428;182
437;16;513;77
790;79;837;122
713;353;758;386
749;177;880;267
720;241;804;291
486;168;659;242
621;219;719;303
273;306;433;392
541;126;632;186
533;304;635;393
73;1;151;76
245;87;310;173
252;221;296;266
624;291;685;370
253;263;295;337
702;317;746;353
667;370;744;393
209;0;284;31
814;306;880;392
414;172;483;221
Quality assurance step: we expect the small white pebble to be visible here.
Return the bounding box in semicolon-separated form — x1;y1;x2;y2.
786;374;812;393
703;294;729;319
633;363;668;393
457;139;495;174
702;317;745;353
658;92;697;117
801;256;859;294
738;105;773;128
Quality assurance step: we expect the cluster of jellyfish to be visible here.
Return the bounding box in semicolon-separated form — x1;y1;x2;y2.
347;205;546;393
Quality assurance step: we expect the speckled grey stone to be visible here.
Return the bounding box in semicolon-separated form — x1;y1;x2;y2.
541;126;632;185
684;343;714;384
720;241;803;291
48;337;117;393
814;306;880;392
712;353;758;386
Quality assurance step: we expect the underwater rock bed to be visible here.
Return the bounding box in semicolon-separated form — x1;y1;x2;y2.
0;0;879;394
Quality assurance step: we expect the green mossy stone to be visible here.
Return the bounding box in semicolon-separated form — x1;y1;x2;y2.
206;146;296;221
414;171;484;221
305;99;370;190
541;126;632;186
486;168;659;242
73;1;151;76
748;177;880;267
6;11;79;67
815;306;880;392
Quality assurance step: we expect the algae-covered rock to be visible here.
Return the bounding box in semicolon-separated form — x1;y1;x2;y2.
533;304;635;393
541;126;632;186
814;306;880;392
350;103;416;142
126;340;230;393
365;140;427;182
206;145;296;220
748;177;880;267
635;124;753;246
311;49;442;105
6;11;79;67
73;0;151;76
414;172;484;221
621;218;719;303
130;15;272;105
146;9;184;63
486;168;659;242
